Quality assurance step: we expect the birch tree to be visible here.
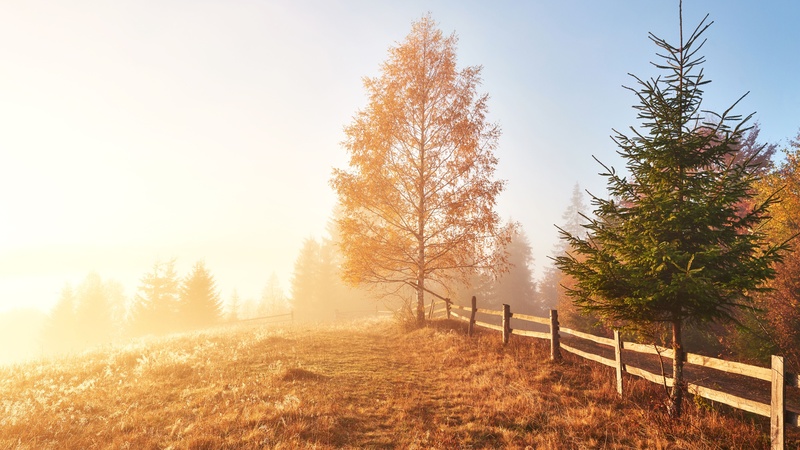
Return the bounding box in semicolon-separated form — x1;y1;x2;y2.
331;15;510;325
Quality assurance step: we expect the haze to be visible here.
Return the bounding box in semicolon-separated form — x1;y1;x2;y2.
1;2;798;340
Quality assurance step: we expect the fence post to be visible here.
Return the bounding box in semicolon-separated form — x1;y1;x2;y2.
614;330;624;396
468;296;477;337
445;298;451;319
771;355;785;450
502;304;511;344
550;309;561;360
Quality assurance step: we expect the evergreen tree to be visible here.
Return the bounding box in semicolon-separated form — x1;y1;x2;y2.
74;273;115;347
42;283;79;354
291;238;322;320
259;272;288;316
492;227;538;315
323;210;376;315
179;261;223;329
540;183;587;311
129;259;180;336
559;183;588;248
555;10;786;417
228;290;241;322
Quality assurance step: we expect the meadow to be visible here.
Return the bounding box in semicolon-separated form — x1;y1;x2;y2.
0;317;791;449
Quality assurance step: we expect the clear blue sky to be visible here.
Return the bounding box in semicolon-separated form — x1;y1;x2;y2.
1;1;798;314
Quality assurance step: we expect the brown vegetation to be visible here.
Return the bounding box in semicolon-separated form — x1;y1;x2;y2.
0;318;792;449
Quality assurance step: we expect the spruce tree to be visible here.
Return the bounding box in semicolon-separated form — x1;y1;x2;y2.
129;259;181;336
555;9;786;417
179;261;223;329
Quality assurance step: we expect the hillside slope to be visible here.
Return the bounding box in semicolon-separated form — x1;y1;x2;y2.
0;318;783;449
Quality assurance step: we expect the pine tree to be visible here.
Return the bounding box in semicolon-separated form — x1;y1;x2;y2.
42;284;79;354
540;183;587;311
259;272;288;316
555;9;786;417
73;273;115;347
228;290;241;322
179;261;223;329
291;238;322;320
492;227;538;315
129;259;181;336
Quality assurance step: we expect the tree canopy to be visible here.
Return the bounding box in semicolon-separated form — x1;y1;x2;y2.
331;15;510;324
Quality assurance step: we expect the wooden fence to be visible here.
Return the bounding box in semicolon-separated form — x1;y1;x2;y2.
433;296;797;450
234;311;294;324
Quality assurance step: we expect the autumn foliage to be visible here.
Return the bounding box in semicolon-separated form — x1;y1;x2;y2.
331;16;510;325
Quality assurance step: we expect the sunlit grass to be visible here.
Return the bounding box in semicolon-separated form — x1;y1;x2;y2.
0;317;790;449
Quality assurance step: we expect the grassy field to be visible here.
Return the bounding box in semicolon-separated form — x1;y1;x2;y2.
0;317;791;449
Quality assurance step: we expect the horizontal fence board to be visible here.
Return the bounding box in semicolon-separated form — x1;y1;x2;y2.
475;320;503;332
450;311;472;322
623;341;675;359
510;313;550;325
788;412;800;428
625;365;674;387
475;308;504;317
511;328;551;340
688;383;770;417
237;313;293;323
561;343;616;368
684;353;771;381
560;327;615;347
450;304;470;311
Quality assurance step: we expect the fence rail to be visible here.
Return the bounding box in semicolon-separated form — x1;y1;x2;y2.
430;296;797;450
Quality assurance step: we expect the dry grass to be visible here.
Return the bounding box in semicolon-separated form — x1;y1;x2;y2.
0;317;792;449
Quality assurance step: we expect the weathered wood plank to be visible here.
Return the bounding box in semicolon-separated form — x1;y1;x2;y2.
614;330;624;396
468;296;477;337
771;355;786;449
474;320;503;332
687;383;770;418
475;307;504;317
502;304;511;345
550;310;561;361
560;327;615;347
684;353;771;381
625;365;674;387
450;311;470;321
561;343;616;368
510;313;550;325
510;328;550;340
450;304;469;311
623;341;675;359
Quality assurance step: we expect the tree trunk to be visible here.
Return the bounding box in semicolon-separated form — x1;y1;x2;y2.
416;276;425;325
669;318;684;418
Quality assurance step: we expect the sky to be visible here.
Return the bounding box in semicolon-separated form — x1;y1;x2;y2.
1;1;799;316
